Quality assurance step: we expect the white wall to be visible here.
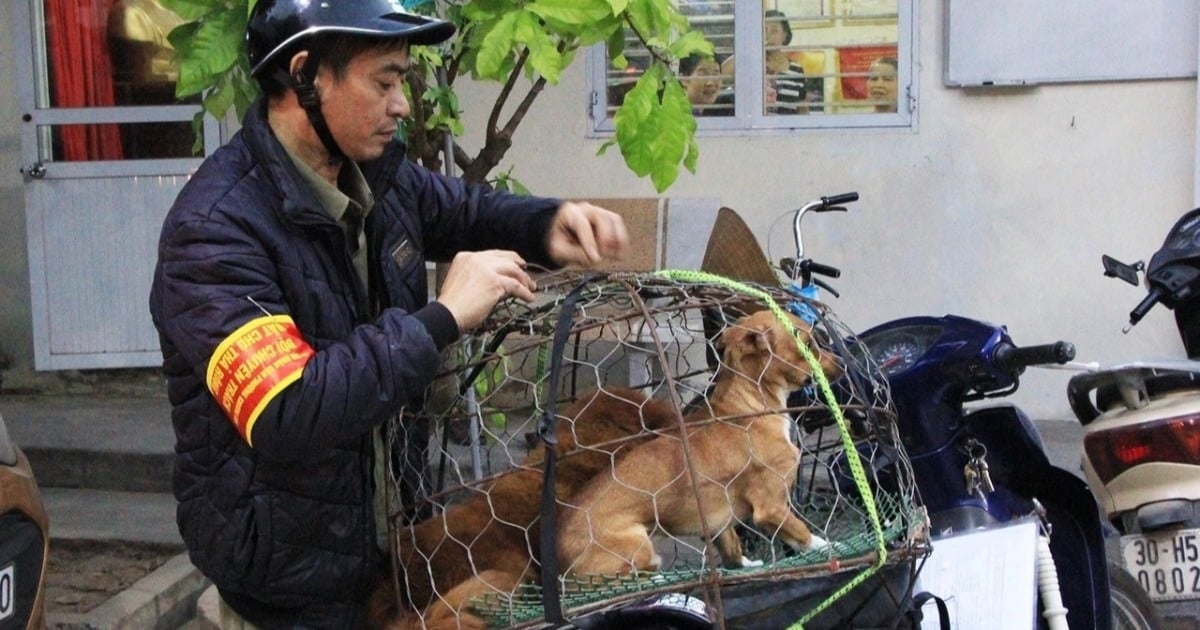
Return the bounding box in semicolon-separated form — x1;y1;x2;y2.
452;0;1196;419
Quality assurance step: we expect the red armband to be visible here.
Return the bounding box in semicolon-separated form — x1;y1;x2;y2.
205;315;315;446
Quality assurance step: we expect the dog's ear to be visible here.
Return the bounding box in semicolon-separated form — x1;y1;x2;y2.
736;319;775;357
718;324;745;357
750;322;774;355
721;313;780;361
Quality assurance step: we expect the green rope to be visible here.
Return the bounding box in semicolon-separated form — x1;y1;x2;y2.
655;270;888;629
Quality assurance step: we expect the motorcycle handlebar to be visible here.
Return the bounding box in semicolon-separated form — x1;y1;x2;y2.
822;192;859;207
994;341;1076;371
1126;289;1162;330
783;257;842;279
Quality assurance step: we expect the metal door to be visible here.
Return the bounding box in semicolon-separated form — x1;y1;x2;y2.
12;0;219;370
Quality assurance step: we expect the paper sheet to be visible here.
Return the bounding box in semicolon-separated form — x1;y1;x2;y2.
913;519;1040;629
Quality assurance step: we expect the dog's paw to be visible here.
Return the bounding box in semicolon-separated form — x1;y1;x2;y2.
739;556;764;568
807;535;829;550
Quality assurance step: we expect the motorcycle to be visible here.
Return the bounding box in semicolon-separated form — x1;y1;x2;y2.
0;410;49;629
1068;207;1200;619
786;193;1160;628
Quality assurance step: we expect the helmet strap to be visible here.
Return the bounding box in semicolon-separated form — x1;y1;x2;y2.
285;53;346;164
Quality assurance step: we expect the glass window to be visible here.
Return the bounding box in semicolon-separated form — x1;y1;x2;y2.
590;0;913;134
40;122;198;162
39;0;202;161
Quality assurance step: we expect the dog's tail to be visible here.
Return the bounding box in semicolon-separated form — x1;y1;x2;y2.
365;563;428;630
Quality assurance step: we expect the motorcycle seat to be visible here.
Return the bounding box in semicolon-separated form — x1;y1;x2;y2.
1095;372;1200;413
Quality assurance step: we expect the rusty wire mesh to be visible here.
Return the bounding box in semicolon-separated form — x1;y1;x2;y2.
383;271;928;629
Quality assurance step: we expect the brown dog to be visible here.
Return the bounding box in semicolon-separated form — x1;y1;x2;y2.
368;386;681;629
557;310;841;579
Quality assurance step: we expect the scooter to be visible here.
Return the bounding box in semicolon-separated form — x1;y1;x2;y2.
787;193;1160;628
1068;207;1200;615
0;410;49;629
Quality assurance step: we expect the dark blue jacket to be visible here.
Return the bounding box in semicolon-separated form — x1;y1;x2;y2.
148;100;557;627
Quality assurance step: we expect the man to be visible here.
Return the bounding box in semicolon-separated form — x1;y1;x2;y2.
147;1;628;626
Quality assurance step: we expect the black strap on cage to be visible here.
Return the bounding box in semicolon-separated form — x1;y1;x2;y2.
536;275;596;625
895;591;950;630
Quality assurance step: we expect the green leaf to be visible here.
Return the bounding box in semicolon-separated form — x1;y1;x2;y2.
605;27;626;61
613;62;698;192
203;74;236;116
575;20;623;48
190;110;206;155
613;65;664;176
165;20;200;52
525;30;572;83
475;11;519;79
608;0;630;15
668;31;714;60
463;0;517;22
172;9;246;97
527;0;613;26
625;0;672;44
649;79;692;190
159;0;219;21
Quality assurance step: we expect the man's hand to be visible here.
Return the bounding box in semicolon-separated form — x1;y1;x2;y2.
546;201;630;268
437;250;536;331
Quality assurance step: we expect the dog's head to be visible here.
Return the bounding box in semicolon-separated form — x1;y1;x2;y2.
717;310;843;394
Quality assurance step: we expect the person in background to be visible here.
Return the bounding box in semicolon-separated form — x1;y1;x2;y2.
867;56;899;113
607;55;648;110
147;0;628;626
721;9;807;114
680;53;730;116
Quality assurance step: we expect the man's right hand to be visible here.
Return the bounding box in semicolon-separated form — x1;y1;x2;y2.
437;250;537;331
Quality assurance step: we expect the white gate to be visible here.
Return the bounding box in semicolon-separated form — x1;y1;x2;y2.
13;0;219;370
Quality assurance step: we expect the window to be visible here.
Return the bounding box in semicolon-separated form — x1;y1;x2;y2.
589;0;914;135
28;0;211;166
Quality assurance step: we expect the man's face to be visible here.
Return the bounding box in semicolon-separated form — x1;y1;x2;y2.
318;46;412;162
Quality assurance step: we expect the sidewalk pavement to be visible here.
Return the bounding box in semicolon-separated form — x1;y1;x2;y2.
0;393;203;629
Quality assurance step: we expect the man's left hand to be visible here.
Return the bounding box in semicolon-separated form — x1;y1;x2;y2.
546;201;630;268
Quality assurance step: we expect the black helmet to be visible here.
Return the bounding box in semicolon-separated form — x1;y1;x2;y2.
247;0;456;76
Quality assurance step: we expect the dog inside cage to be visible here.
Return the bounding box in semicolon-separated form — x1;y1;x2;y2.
368;272;927;630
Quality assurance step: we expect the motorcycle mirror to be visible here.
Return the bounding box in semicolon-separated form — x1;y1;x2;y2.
1102;255;1144;287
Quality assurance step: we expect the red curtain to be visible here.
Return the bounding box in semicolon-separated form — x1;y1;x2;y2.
45;0;124;161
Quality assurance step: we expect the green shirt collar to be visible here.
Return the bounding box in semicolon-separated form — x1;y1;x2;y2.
283;149;375;223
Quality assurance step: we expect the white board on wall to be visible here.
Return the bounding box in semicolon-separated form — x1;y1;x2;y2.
944;0;1199;87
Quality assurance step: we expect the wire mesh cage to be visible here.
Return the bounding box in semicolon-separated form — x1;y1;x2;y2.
381;270;929;629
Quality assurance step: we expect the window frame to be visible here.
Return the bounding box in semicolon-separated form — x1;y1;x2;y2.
586;0;917;137
14;0;219;179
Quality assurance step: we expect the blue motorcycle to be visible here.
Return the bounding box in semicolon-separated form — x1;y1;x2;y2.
785;193;1160;629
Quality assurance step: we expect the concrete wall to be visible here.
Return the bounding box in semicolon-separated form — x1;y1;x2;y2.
0;0;35;387
0;0;1194;415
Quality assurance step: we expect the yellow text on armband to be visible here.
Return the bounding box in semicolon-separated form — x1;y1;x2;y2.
205;314;314;446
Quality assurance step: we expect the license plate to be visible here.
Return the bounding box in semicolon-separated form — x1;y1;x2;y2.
1122;528;1200;601
0;563;13;623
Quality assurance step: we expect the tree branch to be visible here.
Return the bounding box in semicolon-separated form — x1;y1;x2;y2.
499;76;548;140
624;15;671;67
486;48;530;145
405;69;438;170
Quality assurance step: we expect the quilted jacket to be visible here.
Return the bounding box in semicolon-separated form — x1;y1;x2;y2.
148;100;558;627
